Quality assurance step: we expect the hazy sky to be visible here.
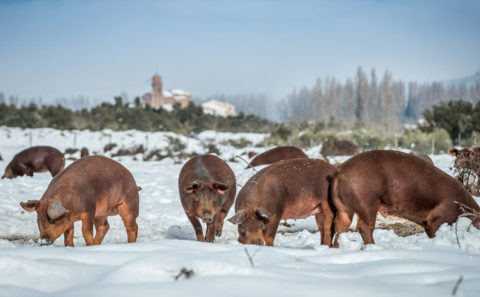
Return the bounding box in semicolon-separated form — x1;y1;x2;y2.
0;0;479;102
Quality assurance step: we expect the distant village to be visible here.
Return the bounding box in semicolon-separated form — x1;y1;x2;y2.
141;74;235;117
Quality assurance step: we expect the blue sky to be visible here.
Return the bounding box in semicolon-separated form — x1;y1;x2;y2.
0;0;479;102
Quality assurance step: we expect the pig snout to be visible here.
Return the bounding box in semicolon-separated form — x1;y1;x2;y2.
201;210;214;224
248;238;264;246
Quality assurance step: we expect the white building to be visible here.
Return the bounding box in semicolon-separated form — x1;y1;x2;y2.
201;100;236;117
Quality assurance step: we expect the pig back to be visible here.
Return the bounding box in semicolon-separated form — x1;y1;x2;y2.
337;150;477;210
179;155;235;193
247;146;308;168
236;158;336;216
42;156;138;213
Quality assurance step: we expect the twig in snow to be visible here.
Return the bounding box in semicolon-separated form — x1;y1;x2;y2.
174;268;194;281
452;201;480;249
452;275;463;296
454;220;461;249
244;247;261;268
235;155;258;174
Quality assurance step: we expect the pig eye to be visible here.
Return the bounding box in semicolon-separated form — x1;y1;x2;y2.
240;226;247;235
259;223;265;231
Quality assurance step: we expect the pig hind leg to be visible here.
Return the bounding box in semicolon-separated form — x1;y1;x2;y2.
118;201;138;243
47;156;65;177
355;197;380;245
332;209;354;248
315;200;335;247
94;216;110;244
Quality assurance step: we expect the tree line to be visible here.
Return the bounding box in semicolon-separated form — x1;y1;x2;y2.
277;67;480;134
0;97;274;134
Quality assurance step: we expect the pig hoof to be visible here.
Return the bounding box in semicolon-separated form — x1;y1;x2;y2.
216;230;222;237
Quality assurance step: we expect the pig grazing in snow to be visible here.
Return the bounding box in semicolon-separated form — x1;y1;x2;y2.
331;150;480;247
246;146;308;168
179;155;236;242
2;146;65;179
20;156;140;246
229;158;337;247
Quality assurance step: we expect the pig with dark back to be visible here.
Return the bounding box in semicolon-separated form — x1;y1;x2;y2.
331;150;480;246
20;156;139;246
179;155;236;242
246;146;308;168
229;158;336;246
2;146;65;179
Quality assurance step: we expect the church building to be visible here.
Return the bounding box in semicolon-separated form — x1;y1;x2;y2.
141;74;191;109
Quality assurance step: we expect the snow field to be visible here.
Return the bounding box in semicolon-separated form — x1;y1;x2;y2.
0;127;479;296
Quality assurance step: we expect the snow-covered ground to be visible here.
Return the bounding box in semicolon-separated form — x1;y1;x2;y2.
0;127;479;297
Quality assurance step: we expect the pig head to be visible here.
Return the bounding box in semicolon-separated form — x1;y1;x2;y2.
228;208;273;245
20;199;73;245
183;180;230;224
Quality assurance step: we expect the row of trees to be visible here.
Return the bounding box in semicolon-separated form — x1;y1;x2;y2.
278;67;480;133
0;97;274;134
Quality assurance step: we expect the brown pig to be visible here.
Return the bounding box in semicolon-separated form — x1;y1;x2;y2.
246;146;308;168
229;158;336;246
178;155;236;242
20;156;139;246
331;150;480;246
2;146;65;179
80;147;89;158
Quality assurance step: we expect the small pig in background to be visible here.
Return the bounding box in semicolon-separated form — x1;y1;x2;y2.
246;146;308;168
2;146;65;179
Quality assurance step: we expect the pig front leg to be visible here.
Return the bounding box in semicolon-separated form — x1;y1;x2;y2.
205;221;216;242
215;209;228;237
264;218;281;246
64;224;74;247
187;215;205;242
81;214;95;246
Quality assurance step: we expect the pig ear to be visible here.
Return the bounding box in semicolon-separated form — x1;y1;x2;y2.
228;210;246;225
255;208;273;221
449;147;458;157
20;200;40;212
184;181;200;193
213;182;229;194
47;200;68;220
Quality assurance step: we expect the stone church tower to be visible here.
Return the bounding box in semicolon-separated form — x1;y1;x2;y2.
142;74;191;109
